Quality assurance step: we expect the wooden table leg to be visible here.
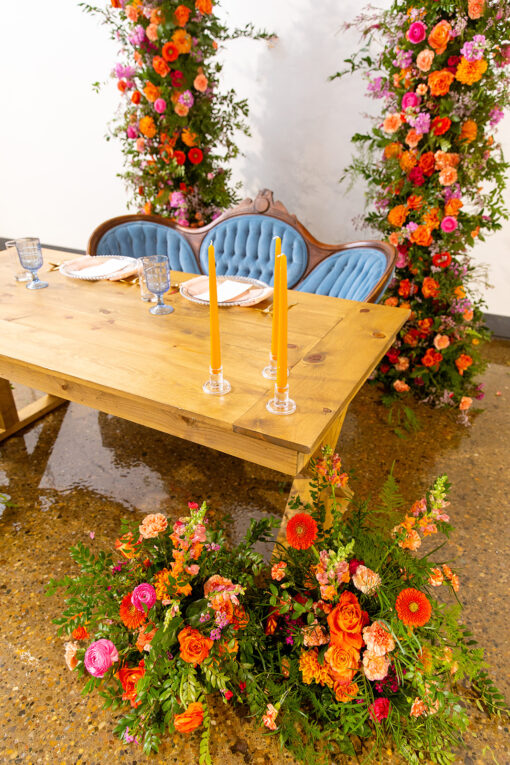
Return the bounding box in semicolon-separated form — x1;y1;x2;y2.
0;377;66;443
274;408;353;552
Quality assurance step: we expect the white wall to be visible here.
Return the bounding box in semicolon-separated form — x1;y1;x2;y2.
1;0;508;315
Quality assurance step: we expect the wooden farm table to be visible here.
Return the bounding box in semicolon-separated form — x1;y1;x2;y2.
0;250;409;520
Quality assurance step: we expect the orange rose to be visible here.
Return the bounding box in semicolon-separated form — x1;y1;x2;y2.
428;20;452;55
172;29;192;54
439;167;458;186
410;226;433;247
387;205;408;228
153;56;169;77
327;591;363;649
394;380;410;393
407;194;424;211
444;198;463;216
194;72;209;92
174;702;204;733
143;82;161;103
428;69;454;97
178;626;213;665
422;277;440;299
195;0;213;13
117;661;145;708
174;4;191;26
384;142;402;159
468;0;485;19
460;120;477;143
324;640;359;683
456;57;488;85
333;680;359;702
419;151;436;177
405;129;422;148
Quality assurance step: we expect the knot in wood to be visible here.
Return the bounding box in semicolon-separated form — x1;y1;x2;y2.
372;331;386;339
303;352;325;364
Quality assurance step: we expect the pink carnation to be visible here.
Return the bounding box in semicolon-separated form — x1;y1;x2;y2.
406;21;427;44
363;651;390;681
363;621;395;656
131;583;157;613
369;697;391;723
84;639;119;677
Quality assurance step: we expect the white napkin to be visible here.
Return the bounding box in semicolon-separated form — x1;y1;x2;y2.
196;279;250;302
68;257;133;278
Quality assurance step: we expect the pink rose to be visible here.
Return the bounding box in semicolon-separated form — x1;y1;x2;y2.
84;639;119;677
406;21;427;44
416;49;435;72
441;216;458;233
369;697;391;723
132;583;157;613
154;98;167;114
434;334;450;351
402;91;420;110
126;125;138;139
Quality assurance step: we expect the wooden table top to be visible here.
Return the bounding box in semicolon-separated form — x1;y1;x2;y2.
0;250;409;474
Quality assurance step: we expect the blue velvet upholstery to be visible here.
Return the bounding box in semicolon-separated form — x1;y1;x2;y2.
198;215;308;287
296;247;389;302
95;222;200;274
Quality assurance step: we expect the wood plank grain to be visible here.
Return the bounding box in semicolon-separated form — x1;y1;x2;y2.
0;378;19;430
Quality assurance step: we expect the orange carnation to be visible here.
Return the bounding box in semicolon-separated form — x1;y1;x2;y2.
428;20;452;55
439;167;458;186
172;29;192;54
444;198;463;216
399;150;417;172
195;0;213;14
410;226;433;247
324;640;359;683
422;207;440;230
387;205;408;228
174;4;191;26
143;82;161;103
174;702;204;733
456;57;488;85
178;626;213;665
428;69;454;97
406;129;422;149
327;591;363;649
460;120;477;143
384;142;402;159
395;588;432;627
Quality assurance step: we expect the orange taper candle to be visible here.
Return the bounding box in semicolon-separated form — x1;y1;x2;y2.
208;242;221;372
271;239;282;360
276;253;288;391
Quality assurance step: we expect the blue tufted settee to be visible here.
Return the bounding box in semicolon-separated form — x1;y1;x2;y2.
88;189;396;303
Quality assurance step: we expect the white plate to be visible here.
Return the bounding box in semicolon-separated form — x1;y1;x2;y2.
180;275;273;307
59;255;137;281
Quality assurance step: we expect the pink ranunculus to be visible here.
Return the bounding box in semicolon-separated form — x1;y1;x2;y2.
406;21;427;44
440;216;458;233
154;98;167;114
84;639;119;677
402;91;420;110
131;583;157;613
369;697;391;723
126;125;138;139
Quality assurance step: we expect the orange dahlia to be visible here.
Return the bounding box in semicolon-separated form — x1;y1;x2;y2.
395;588;432;627
120;592;147;629
286;513;318;550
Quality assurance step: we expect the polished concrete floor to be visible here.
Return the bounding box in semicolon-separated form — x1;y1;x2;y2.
0;341;509;764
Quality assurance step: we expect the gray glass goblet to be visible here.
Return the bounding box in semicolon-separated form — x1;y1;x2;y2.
143;256;174;315
12;238;48;290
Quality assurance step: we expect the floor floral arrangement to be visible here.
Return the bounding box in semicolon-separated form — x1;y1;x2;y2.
81;0;266;225
337;0;510;419
49;449;506;764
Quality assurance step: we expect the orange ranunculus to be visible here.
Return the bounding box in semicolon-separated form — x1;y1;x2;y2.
455;354;473;375
143;82;161;103
406;129;422;148
172;29;192;54
174;702;204;733
407;194;424;211
422;277;440;299
428;69;454;97
195;0;213;13
384;142;402;159
439;167;458;186
71;625;89;641
194;73;208;92
418;151;436;177
174;4;191;26
460;120;477;143
445;198;463;216
468;0;485;19
117;661;145;707
428;20;452;55
327;591;363;649
387;205;408;228
153;56;169;77
388;232;400;247
456;57;488;85
383;113;402;134
399;150;417;172
178;626;213;665
126;5;139;22
410;226;433;247
423;207;440;230
324;639;359;683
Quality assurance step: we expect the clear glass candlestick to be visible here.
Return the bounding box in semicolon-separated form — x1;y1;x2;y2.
203;366;231;396
262;352;290;380
11;238;48;289
266;383;296;415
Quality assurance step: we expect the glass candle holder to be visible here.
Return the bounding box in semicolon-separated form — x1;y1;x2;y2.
203;366;231;396
10;238;48;289
4;240;30;282
262;351;289;380
266;383;296;415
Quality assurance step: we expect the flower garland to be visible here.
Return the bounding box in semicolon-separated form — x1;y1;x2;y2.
82;1;265;226
338;0;510;418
